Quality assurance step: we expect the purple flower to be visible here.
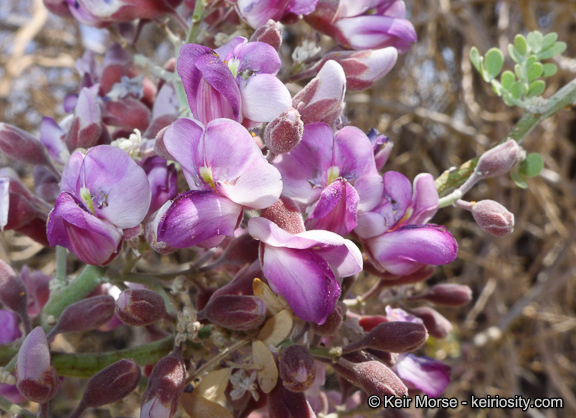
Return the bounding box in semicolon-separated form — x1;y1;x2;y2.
248;217;362;324
47;145;151;265
306;0;417;52
178;38;292;126
152;118;282;249
358;172;457;275
235;0;318;29
0;310;24;404
274;122;381;235
140;156;178;221
395;354;451;397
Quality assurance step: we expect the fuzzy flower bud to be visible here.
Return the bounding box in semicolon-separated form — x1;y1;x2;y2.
46;295;116;339
409;307;453;339
342;321;428;354
116;289;167;326
311;303;344;337
333;357;408;398
16;327;60;403
249;20;283;51
141;351;186;418
279;345;316;392
471;199;515;237
75;359;141;414
260;197;305;235
0;260;30;332
263;108;304;155
0;123;51;166
200;295;267;331
475;139;523;179
412;283;473;307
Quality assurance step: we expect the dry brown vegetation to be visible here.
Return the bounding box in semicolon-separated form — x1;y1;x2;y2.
1;0;575;417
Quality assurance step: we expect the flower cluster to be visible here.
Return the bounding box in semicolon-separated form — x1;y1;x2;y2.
0;0;533;416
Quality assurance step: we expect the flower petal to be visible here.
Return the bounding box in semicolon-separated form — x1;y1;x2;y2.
262;245;340;324
395;354;451;398
366;224;458;276
305;179;358;235
240;74;292;123
157;190;242;249
409;173;439;224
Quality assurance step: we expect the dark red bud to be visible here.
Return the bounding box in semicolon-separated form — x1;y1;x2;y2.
475;139;523;179
0;260;30;330
141;351;186;418
250;20;283;50
312;303;344;337
471;200;515;237
263;108;304;155
342;321;428;354
333;357;407;398
47;295;115;339
16;365;60;404
260;197;305;235
268;382;316;418
201;295;266;330
409;307;453;339
279;345;316;392
116;289;167;326
81;359;141;408
0;123;51;166
413;283;472;307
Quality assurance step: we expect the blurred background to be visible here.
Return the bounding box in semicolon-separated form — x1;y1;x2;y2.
1;0;575;416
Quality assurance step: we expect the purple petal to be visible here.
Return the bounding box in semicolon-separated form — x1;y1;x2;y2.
336;16;417;52
60;150;85;194
47;193;123;266
0;177;8;230
17;327;50;381
0;310;21;344
305;179;358;235
40;117;69;165
287;0;318;15
354;173;383;212
408;173;438;224
236;0;290;28
232;42;282;75
0;383;25;404
382;171;412;222
249;217;344;249
157;190;242;249
205;119;283;208
262;245;341;324
215;36;246;58
80;145;152;228
366;224;458;276
395;354;451;397
334;125;379;182
240;74;292;122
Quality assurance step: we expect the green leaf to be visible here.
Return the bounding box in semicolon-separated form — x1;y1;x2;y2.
541;32;558;51
538;41;567;60
510;81;524;99
527;80;546;97
542;63;557;77
511;168;528;189
503;94;515;106
514;34;528;56
501;70;515;90
508;44;523;63
470;47;482;72
519;153;544;177
514;64;523;79
527;31;543;52
491;81;503;96
526;55;537;67
527;62;543;81
483;48;504;80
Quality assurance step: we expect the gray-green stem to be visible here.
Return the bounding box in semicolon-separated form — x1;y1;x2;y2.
435;76;576;202
0;395;35;417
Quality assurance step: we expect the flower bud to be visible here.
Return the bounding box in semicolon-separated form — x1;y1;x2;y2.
116;289;167;326
268;381;316;418
16;327;60;403
311;303;344;337
64;87;105;150
260;197;305;235
342;321;428;354
279;345;316;392
0;260;28;317
333;357;407;398
141;351;186;418
47;295;115;339
471;200;515;237
412;283;472;307
474;139;523;179
200;295;266;331
33;166;60;202
141;156;178;220
249;20;283;51
292;60;346;125
264;108;304;155
79;359;141;409
0;123;51;166
0;171;47;232
409;307;453;339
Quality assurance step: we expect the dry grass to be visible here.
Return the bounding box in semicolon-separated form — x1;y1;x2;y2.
0;0;575;417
